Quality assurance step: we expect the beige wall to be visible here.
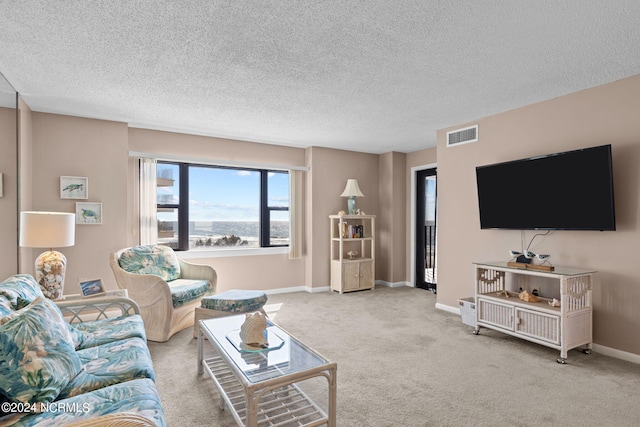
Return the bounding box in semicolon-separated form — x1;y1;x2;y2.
0;106;17;279
17;98;33;273
304;147;380;289
379;152;408;284
436;74;640;355
128;128;308;292
25;113;129;294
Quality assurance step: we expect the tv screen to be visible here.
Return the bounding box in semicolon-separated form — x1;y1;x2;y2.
476;144;616;230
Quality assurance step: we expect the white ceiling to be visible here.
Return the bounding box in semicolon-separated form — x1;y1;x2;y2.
1;1;640;154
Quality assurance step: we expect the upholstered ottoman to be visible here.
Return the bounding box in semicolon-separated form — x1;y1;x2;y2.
193;289;268;337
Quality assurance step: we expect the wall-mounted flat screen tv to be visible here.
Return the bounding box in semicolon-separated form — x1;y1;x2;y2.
475;144;616;230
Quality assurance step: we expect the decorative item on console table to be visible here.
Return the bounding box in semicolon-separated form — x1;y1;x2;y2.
508;250;554;271
79;277;106;298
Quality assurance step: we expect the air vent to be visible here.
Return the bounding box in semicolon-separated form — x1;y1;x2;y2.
447;125;478;147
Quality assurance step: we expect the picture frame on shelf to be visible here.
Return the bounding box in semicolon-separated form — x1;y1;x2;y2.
60;176;88;199
76;202;102;224
79;278;105;298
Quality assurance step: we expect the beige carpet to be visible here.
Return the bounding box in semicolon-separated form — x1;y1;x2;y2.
148;286;640;426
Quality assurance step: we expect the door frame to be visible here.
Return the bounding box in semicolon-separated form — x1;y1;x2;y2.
409;163;437;289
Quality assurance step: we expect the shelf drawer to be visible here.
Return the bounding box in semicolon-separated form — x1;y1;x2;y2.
477;298;514;331
515;308;560;345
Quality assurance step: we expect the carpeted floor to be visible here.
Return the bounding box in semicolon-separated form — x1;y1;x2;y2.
148;286;640;426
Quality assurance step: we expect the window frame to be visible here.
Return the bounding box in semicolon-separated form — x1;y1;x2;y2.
156;161;289;251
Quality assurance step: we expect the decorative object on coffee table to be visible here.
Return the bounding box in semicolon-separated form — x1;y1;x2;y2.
239;312;268;349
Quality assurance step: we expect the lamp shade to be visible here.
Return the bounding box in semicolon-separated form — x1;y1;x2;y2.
19;211;75;248
340;179;365;198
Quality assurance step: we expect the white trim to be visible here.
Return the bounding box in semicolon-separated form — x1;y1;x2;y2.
410;163;437;289
592;344;640;365
436;302;460;316
264;285;330;294
436;303;640;365
128;150;308;172
178;246;290;259
375;280;411;288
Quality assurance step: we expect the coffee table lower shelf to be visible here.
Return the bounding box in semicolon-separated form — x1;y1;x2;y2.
203;355;329;427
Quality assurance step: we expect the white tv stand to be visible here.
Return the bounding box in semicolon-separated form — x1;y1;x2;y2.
473;262;594;364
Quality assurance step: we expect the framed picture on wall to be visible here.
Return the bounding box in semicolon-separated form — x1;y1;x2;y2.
79;278;105;298
76;202;102;224
60;176;88;199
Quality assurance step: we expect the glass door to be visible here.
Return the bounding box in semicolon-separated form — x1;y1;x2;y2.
415;168;437;292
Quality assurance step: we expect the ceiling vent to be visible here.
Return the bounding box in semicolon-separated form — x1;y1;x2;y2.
447;124;478;147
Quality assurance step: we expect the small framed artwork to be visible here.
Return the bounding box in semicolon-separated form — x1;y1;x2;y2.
60;176;88;199
0;172;3;197
76;202;102;224
79;278;105;298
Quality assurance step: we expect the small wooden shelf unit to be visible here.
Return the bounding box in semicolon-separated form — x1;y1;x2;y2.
473;262;594;363
330;215;375;293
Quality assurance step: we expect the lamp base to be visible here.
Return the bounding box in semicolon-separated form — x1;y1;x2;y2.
347;197;357;215
35;250;67;300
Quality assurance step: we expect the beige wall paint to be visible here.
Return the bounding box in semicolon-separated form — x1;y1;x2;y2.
305;147;379;288
128;128;307;291
18;98;33;273
0;106;17;278
128;128;306;167
436;74;640;355
378;152;408;284
26;113;129;295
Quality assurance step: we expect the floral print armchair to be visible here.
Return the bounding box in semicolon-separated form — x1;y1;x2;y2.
110;245;216;342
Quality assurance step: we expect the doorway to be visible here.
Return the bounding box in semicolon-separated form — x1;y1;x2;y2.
415;168;437;292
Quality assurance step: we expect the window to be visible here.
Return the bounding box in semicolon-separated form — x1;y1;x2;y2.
155;162;289;251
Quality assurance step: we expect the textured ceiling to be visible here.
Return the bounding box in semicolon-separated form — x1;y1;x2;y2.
1;1;640;154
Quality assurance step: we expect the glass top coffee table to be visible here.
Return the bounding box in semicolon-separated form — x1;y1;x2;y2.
197;314;337;427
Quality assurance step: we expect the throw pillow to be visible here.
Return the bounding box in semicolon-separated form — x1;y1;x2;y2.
0;274;44;310
0;296;83;403
39;297;88;350
118;244;181;281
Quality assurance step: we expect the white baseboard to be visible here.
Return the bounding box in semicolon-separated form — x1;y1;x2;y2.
436;302;460;315
375;280;411;288
592;344;640;364
436;302;640;365
264;285;330;294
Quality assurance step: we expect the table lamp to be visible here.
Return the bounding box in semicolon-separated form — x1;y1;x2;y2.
340;179;364;215
19;211;76;300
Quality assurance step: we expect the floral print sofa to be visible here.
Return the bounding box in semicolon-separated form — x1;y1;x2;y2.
0;274;165;427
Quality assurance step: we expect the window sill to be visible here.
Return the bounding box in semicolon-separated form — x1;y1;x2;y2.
178;246;290;259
